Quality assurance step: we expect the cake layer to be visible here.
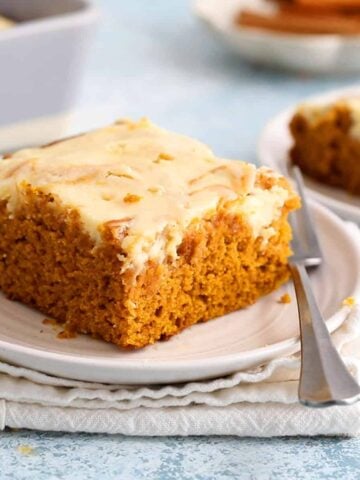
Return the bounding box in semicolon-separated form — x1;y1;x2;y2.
0;119;294;274
0;187;297;348
290;99;360;195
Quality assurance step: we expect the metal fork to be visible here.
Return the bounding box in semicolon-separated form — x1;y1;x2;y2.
289;165;360;407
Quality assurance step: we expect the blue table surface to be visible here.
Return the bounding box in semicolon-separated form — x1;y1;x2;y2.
2;0;360;478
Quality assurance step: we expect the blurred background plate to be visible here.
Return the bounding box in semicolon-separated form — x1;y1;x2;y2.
194;0;360;74
259;85;360;223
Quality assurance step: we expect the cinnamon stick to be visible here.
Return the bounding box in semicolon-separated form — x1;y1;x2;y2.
237;9;360;34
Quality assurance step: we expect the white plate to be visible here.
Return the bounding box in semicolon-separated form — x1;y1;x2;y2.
194;0;360;74
0;202;359;385
259;85;360;224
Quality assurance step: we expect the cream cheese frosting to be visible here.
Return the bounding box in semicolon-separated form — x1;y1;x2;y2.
297;98;360;140
0;119;291;273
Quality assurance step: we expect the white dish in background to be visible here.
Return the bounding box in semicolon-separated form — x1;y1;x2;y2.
259;86;360;224
0;0;99;152
0;202;359;385
194;0;360;74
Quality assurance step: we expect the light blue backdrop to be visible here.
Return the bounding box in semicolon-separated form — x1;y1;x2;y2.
1;1;360;478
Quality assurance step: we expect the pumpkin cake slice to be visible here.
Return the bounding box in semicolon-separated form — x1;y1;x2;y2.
290;98;360;196
0;119;299;349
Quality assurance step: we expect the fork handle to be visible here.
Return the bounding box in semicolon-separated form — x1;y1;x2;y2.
290;262;360;407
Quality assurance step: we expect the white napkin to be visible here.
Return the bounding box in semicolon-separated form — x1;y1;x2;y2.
0;301;359;436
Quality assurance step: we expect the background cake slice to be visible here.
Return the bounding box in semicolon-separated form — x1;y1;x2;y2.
0;119;299;349
290;98;360;195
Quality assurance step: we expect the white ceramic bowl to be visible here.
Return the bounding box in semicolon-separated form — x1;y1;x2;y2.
194;0;360;74
0;0;99;151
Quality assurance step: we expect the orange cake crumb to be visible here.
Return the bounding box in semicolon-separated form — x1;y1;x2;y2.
123;193;142;203
154;152;174;163
17;445;35;456
42;318;58;326
278;293;292;304
342;296;356;307
57;329;77;340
